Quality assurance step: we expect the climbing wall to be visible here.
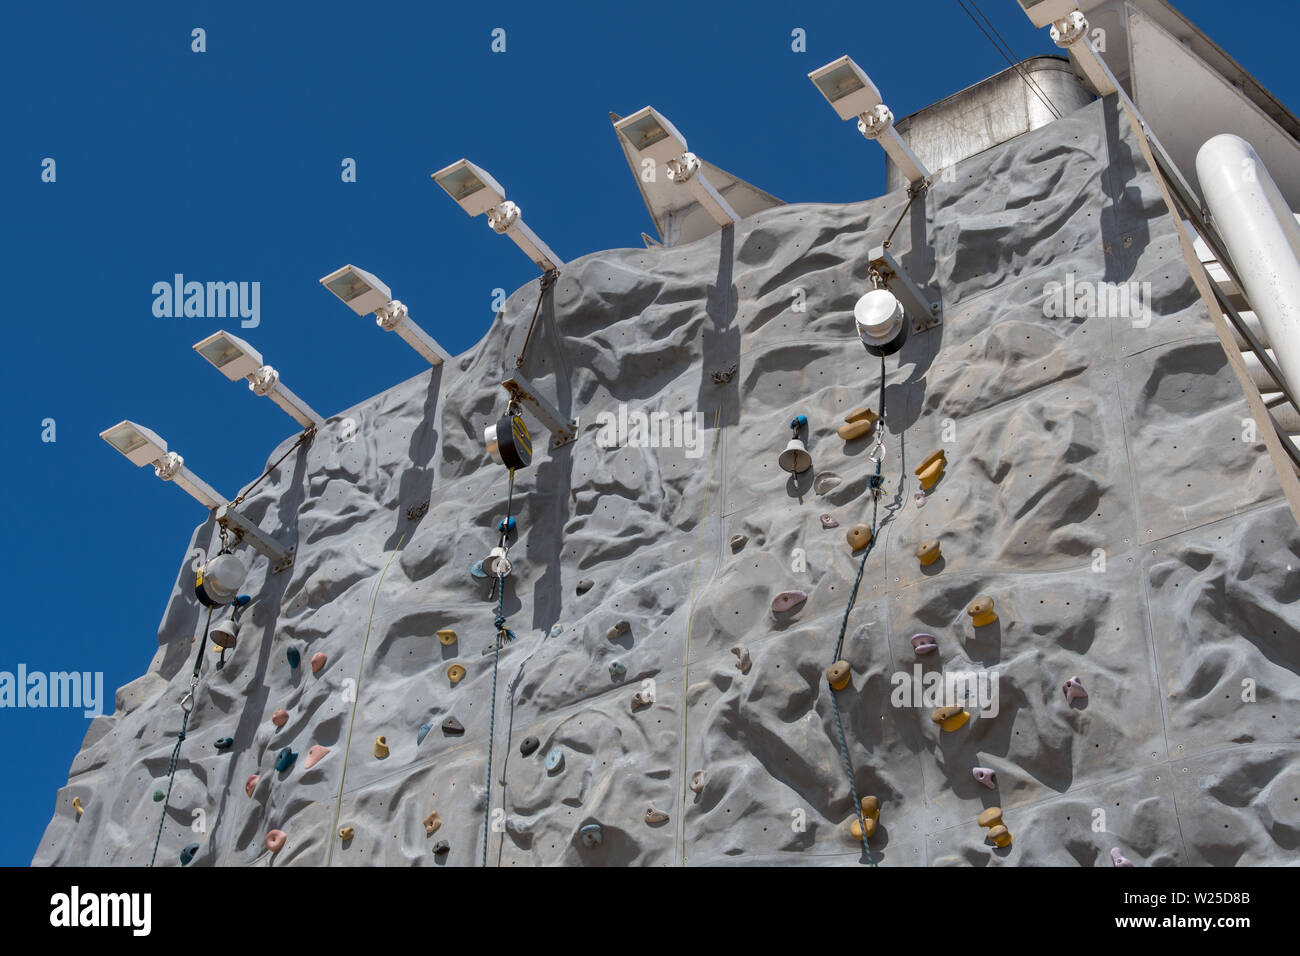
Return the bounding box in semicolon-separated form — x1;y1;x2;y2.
34;95;1300;866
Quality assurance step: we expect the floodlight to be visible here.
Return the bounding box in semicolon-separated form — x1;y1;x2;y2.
193;330;324;429
99;420;227;509
431;159;565;272
613;107;740;228
319;264;452;366
808;55;931;187
1017;0;1080;29
1014;3;1118;97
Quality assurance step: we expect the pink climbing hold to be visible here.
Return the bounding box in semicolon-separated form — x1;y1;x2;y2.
304;745;330;770
1062;676;1087;704
820;514;839;529
311;652;327;675
1110;847;1134;867
245;774;259;798
272;709;289;729
265;830;286;854
771;590;808;614
911;634;938;655
972;767;996;789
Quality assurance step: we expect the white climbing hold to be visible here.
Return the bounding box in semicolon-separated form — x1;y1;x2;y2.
689;770;707;794
731;646;751;674
813;473;841;495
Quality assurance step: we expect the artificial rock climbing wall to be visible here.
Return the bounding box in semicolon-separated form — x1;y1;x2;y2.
35;95;1300;866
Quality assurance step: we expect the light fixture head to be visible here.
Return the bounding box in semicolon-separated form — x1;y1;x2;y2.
431;159;507;217
100;420;168;467
1017;0;1079;28
193;330;264;382
614;107;690;166
319;264;392;317
809;56;883;121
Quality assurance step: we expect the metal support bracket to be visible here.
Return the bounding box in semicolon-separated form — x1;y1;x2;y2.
868;244;942;333
216;504;295;572
501;375;580;448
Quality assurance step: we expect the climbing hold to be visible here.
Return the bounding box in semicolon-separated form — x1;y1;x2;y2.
304;745;330;770
470;560;488;579
576;578;594;595
631;689;654;711
520;736;539;756
730;534;748;550
339;827;355;841
265;829;286;854
311;652;327;675
813;473;842;495
914;449;947;491
437;628;457;646
849;795;880;840
967;596;997;628
1110;847;1134;867
645;807;670;825
916;538;942;567
911;633;938;655
846;524;873;551
839;407;879;441
855;288;909;356
826;660;852;691
498;515;516;535
820;513;839;528
245;774;259;797
272;709;289;728
689;770;707;794
447;663;466;685
423;811;442;836
275;747;297;772
286;647;301;669
609;660;627;681
977;807;1003;829
215;737;234;750
987;824;1013;848
442;717;464;736
550;623;563;637
731;646;751;674
417;723;433;746
152;789;165;802
606;620;631;640
771;590;808;614
71;797;84;817
545;747;565;773
1062;676;1088;704
914;490;927;508
433;840;450;856
579;823;603;848
374;736;389;758
931;705;970;732
180;843;199;866
972;767;997;789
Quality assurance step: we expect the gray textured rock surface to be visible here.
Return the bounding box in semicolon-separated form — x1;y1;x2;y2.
34;97;1300;866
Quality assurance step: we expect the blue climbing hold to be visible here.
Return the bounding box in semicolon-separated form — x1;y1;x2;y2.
790;414;808;431
215;737;234;750
287;648;301;669
470;560;488;579
417;723;433;746
545;747;565;774
234;594;251;607
275;747;297;772
609;660;627;681
180;843;199;866
498;516;516;535
550;623;564;637
579;823;603;848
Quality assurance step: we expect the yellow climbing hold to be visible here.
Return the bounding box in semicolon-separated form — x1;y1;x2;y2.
72;797;84;817
987;824;1013;848
848;795;880;840
977;806;1003;828
338;827;355;841
914;449;947;490
916;538;942;567
967;596;997;628
423;811;442;835
447;663;466;685
437;628;457;646
846;524;873;551
374;735;389;758
931;704;970;732
837;417;876;441
844;406;879;425
826;660;852;691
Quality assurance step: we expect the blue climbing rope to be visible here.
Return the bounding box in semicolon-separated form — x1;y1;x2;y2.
482;468;517;867
149;607;212;867
827;353;888;862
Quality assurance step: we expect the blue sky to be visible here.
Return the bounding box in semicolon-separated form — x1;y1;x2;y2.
3;0;1296;866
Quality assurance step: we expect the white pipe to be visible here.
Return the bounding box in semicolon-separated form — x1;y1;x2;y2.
1196;134;1300;401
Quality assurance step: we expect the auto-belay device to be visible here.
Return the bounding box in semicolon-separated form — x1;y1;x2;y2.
195;551;247;608
484;403;532;470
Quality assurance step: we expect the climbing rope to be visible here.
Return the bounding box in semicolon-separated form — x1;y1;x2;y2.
482;467;517;867
828;352;889;863
149;606;213;867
